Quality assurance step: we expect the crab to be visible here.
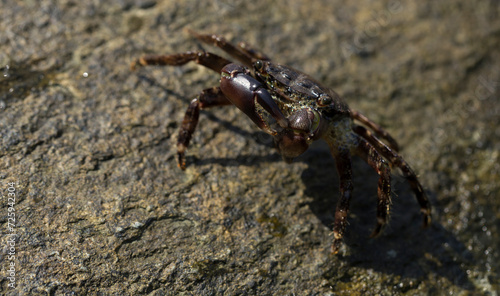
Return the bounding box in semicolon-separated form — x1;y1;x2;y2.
131;30;431;253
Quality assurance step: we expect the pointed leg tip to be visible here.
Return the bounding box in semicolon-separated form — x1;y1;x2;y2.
331;240;342;255
370;218;386;238
331;246;339;255
420;208;432;228
130;61;138;71
130;58;145;71
184;28;196;35
423;214;432;228
177;160;187;170
370;229;380;238
330;230;344;255
185;28;209;41
177;153;187;170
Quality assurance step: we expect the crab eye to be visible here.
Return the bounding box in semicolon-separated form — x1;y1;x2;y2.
255;60;263;71
317;94;332;106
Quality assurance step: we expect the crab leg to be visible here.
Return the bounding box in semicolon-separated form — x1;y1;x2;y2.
187;30;271;67
354;137;393;238
131;51;289;166
176;87;231;170
351;110;400;152
331;148;354;254
130;51;288;131
353;125;432;227
130;51;232;73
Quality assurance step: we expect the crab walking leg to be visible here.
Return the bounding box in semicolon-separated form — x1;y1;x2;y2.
351;110;400;152
130;51;232;73
235;41;271;62
353;125;432;227
331;148;354;254
355;138;393;238
187;29;270;67
177;87;232;170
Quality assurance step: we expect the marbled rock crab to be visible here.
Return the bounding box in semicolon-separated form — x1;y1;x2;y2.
131;31;431;253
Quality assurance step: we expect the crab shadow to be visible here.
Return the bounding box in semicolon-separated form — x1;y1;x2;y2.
300;141;475;290
178;111;477;290
192;112;285;167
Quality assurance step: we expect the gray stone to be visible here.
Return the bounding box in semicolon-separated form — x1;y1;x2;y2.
1;0;499;295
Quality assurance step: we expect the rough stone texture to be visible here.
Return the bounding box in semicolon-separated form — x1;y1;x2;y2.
1;0;499;295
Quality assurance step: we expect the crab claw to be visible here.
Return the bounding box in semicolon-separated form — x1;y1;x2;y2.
274;108;323;162
274;129;309;162
220;63;289;134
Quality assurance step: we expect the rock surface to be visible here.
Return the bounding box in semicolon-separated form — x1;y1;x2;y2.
1;0;499;295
